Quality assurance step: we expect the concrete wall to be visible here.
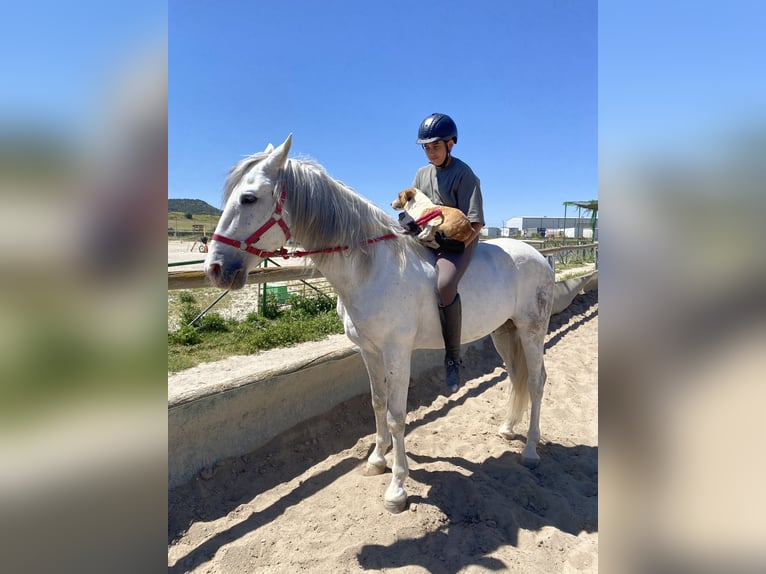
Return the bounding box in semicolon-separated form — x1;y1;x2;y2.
169;343;365;489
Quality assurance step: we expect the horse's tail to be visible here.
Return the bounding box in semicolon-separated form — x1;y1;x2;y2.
507;325;530;429
491;320;530;429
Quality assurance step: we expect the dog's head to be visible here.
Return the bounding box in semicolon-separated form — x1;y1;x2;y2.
391;187;419;210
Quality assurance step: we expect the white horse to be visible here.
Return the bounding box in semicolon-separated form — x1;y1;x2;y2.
204;135;554;513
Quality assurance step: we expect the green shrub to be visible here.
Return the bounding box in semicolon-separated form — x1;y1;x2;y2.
287;294;335;317
179;304;201;326
237;313;270;334
178;291;196;305
169;325;201;345
261;293;281;319
249;320;302;349
245;312;270;326
197;312;228;333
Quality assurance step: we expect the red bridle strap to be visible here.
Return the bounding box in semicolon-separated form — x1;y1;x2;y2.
289;232;398;258
211;186;292;258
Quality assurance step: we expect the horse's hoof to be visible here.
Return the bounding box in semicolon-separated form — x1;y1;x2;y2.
497;425;514;440
364;462;386;476
444;384;459;396
521;454;540;469
384;495;407;514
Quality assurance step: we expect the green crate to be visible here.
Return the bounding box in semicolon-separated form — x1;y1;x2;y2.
265;285;289;304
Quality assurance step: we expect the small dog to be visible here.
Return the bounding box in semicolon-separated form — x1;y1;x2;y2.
391;187;474;245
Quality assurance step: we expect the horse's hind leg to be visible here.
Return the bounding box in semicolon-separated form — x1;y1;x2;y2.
516;323;548;468
491;318;548;468
360;349;390;476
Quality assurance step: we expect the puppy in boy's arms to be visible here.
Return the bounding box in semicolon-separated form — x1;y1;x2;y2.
391;187;474;248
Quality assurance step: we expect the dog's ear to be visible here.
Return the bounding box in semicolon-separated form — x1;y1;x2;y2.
405;188;417;200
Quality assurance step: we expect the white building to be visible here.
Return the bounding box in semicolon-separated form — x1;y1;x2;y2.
503;216;597;239
480;227;501;238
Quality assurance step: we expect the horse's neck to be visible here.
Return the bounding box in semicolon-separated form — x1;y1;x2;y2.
309;252;378;302
309;242;410;306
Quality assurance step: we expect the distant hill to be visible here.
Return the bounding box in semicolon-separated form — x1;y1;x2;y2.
168;198;222;216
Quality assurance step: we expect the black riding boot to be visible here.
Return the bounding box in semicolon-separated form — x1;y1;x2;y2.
439;294;462;394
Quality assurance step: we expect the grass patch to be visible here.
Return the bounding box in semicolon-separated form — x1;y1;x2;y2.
167;211;220;236
168;292;344;372
554;252;596;271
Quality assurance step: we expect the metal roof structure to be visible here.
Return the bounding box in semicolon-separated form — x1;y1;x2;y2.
563;200;598;237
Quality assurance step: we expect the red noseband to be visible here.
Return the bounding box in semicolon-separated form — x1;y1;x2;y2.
211;185;291;258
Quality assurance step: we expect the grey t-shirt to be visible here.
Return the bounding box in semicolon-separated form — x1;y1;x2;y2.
412;157;485;225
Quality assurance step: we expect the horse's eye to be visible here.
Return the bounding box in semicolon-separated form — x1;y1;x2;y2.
240;194;257;205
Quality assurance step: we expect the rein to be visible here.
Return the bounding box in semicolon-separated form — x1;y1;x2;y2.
211;182;443;260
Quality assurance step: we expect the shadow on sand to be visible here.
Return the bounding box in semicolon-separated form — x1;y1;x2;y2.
356;443;597;573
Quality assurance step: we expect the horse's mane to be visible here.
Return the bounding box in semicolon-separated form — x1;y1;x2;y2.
223;153;424;270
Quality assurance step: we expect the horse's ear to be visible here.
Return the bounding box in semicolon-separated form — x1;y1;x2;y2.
262;133;292;179
264;143;274;153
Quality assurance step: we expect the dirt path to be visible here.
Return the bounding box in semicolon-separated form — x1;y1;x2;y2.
168;291;598;573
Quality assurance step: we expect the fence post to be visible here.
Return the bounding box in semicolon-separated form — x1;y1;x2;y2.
546;255;555;274
261;258;268;315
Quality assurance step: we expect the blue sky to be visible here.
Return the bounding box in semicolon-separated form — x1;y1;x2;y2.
169;1;597;227
2;1;761;227
0;1;165;135
599;1;765;165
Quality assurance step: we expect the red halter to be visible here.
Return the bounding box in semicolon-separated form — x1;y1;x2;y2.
211;185;292;258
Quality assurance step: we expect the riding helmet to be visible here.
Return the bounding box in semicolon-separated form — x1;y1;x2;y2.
416;113;458;145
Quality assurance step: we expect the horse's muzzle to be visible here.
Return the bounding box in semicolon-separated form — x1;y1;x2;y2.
205;262;247;290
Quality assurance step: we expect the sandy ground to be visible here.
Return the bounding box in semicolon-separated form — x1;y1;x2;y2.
167;288;598;573
168;240;207;268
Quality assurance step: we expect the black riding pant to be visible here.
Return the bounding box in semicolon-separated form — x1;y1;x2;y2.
434;236;479;307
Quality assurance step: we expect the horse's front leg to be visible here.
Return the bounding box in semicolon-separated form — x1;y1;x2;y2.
382;345;413;513
360;349;390;476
